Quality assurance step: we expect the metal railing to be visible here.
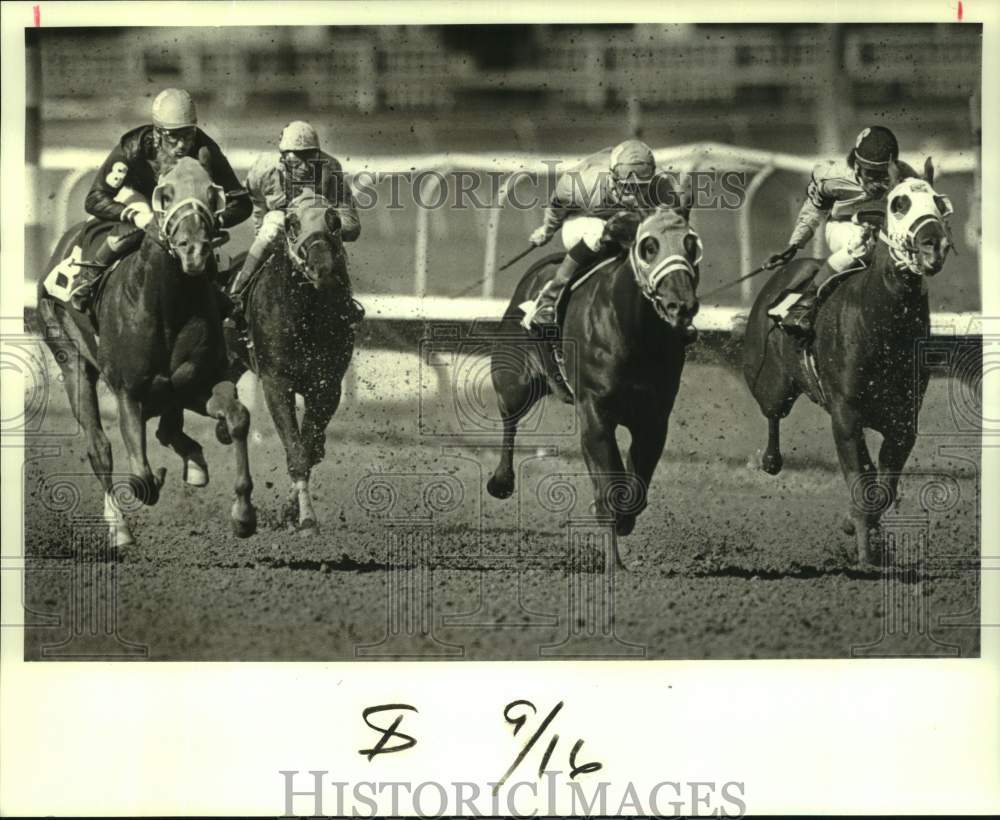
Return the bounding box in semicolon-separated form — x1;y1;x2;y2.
33;142;978;332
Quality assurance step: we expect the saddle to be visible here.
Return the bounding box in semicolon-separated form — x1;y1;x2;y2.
765;263;864;410
519;253;623;405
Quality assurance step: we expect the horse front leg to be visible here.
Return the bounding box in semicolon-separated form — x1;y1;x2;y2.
487;345;544;500
877;427;918;519
259;374;313;533
205;382;257;538
292;383;343;532
579;400;630;569
830;403;879;565
50;338;133;547
155;405;209;487
115;391;165;507
622;412;670;537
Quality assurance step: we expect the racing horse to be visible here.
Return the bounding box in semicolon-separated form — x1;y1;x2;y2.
36;157;257;547
488;209;701;546
225;192;358;533
743;175;953;564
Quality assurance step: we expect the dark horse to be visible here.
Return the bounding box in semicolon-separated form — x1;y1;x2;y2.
488;210;701;549
226;192;358;532
743;175;954;564
36;157;256;547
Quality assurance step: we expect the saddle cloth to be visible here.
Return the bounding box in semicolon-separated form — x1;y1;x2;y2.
516;253;624;404
42;220;120;304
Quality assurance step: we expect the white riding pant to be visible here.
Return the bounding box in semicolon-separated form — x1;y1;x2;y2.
824;220;873;273
560;216;607;252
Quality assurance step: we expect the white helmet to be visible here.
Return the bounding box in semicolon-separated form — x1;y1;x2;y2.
152;88;197;130
610;139;656;182
279;121;320;152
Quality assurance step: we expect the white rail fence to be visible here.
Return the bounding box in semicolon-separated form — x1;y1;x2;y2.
27;142;979;335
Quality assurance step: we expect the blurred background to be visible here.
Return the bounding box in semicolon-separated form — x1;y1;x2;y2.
25;23;982;312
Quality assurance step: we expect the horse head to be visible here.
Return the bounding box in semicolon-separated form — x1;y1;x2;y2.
284;192;344;291
151;156;225;275
628;209;702;330
884;177;954;278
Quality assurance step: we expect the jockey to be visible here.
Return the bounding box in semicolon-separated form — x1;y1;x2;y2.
526;138;695;339
227;120;362;327
71;88;251;307
768;125;919;336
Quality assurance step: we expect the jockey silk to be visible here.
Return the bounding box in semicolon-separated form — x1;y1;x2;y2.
539;146;693;243
245;151;360;241
788;157;919;248
86;124;251;229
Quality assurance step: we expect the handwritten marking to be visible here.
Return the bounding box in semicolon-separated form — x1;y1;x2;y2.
33;5;40;26
495;700;563;792
957;0;963;20
358;703;418;761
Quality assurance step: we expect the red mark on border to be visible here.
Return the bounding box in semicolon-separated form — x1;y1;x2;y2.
33;5;40;26
957;0;963;20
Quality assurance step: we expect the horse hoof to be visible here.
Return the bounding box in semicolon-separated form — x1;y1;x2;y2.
111;528;135;549
183;458;209;487
215;418;232;445
487;476;514;500
761;453;783;475
128;473;161;507
232;514;257;539
297;518;318;536
615;515;637;537
841;515;856;536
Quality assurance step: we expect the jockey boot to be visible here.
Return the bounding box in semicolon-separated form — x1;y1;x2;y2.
344;297;366;327
532;240;601;329
223;252;264;334
780;282;820;338
781;259;841;338
68;229;142;311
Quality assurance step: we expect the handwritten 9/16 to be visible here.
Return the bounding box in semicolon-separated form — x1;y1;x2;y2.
358;700;603;792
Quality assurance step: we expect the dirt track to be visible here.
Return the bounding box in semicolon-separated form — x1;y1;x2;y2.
22;359;980;660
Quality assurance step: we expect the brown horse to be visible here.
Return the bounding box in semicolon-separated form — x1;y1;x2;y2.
488;210;701;551
225;193;358;533
36;157;256;547
743;176;954;564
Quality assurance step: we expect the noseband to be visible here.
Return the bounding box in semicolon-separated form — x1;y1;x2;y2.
285;229;340;286
157;197;217;257
628;230;700;322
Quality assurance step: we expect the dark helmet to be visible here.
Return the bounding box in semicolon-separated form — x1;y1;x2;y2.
849;126;899;169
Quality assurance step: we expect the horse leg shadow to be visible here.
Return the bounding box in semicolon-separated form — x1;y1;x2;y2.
487;345;546;500
155;405;209;487
259;374;316;534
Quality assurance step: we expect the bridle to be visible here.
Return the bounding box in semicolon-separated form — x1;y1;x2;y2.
628;226;702;322
152;183;226;258
284;223;342;287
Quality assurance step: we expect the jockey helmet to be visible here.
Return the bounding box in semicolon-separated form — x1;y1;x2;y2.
610;139;656;205
849;126;899;169
279;121;321;153
152;88;198;131
611;139;656;182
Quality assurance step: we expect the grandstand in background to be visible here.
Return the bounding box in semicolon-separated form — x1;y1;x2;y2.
40;24;979;119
